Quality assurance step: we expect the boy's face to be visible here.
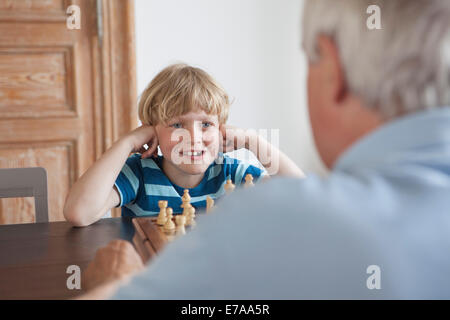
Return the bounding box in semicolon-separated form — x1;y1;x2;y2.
155;109;221;176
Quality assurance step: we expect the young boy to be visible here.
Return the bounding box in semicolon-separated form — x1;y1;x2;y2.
64;64;304;226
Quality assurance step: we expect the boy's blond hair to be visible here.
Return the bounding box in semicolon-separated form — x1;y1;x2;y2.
138;64;230;125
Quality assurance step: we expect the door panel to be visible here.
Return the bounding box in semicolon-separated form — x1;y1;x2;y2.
0;47;75;117
0;0;137;223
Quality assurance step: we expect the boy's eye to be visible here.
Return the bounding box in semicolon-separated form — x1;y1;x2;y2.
202;122;213;128
171;123;182;129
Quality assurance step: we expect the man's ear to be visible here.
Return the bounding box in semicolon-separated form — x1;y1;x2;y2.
316;35;347;104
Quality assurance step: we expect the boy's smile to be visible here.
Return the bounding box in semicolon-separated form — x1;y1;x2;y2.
154;110;221;188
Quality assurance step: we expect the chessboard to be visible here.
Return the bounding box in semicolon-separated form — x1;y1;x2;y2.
131;175;255;264
132;215;189;264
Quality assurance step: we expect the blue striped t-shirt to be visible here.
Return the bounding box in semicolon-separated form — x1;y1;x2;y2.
114;153;265;217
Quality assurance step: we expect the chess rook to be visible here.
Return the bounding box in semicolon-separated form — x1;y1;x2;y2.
175;215;186;236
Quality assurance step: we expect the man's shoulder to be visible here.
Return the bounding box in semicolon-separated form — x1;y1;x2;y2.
218;173;379;218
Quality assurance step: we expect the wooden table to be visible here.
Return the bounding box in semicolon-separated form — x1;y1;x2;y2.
0;217;135;300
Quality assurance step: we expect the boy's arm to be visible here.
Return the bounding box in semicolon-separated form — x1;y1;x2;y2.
247;134;305;177
220;125;305;178
64;125;158;227
63;137;133;226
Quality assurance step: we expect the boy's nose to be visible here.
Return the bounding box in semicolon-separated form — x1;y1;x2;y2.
188;125;204;145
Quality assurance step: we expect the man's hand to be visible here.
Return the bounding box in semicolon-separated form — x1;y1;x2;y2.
82;240;145;292
124;125;159;159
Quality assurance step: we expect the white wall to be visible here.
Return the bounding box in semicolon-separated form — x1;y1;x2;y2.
134;0;327;175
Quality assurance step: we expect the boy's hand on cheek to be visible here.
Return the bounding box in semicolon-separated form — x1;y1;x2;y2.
125;125;159;159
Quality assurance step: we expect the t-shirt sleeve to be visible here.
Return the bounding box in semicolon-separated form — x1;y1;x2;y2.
114;154;143;207
227;157;265;187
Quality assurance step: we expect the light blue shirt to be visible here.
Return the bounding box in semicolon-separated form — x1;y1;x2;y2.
112;107;450;299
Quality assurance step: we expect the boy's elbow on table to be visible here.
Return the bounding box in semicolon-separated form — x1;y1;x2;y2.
63;204;95;227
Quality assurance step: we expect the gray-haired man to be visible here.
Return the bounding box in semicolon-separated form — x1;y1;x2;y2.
83;0;450;299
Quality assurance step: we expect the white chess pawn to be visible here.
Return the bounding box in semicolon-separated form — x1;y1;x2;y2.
224;179;235;194
185;206;196;227
156;200;168;226
244;174;254;187
175;215;186;236
163;207;175;232
206;196;214;213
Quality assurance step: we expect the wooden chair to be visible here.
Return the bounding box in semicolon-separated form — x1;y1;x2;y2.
0;167;49;223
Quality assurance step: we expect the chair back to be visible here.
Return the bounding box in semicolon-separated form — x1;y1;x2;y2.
0;167;49;223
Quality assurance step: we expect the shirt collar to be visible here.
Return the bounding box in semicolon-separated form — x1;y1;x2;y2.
334;107;450;172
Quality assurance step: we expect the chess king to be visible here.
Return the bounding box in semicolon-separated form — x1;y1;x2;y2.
64;64;304;226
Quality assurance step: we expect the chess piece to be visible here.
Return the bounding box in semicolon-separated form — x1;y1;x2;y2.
185;206;196;227
244;174;254;187
163;207;175;232
182;189;191;204
182;203;192;220
175;215;186;236
224;179;235;194
156;200;168;225
181;189;192;217
206;196;214;213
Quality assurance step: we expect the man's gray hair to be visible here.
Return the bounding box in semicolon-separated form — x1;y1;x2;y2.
302;0;450;118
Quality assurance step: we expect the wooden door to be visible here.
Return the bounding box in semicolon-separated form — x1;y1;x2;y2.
0;0;137;224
